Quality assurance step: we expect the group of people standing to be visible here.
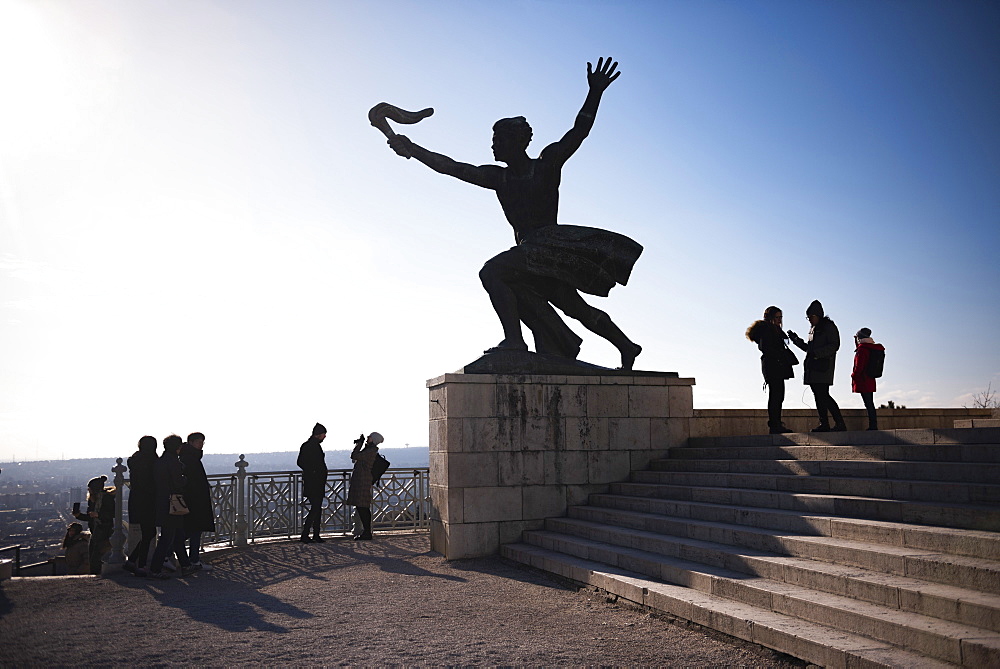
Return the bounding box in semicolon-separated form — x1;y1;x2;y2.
298;423;384;543
71;432;215;578
746;300;886;434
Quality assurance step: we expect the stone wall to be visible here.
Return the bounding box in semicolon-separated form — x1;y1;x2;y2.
427;372;694;559
691;408;993;437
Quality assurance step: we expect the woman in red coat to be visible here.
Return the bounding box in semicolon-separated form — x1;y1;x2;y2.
852;328;886;430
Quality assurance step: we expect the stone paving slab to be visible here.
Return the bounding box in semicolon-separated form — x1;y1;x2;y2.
0;532;803;667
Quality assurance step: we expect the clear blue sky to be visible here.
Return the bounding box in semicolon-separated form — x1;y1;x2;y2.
1;0;998;461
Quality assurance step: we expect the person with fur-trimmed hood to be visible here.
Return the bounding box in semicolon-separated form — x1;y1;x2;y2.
788;300;846;432
746;306;796;434
852;328;886;430
72;475;116;574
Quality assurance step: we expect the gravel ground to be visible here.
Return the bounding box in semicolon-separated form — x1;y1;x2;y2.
0;532;804;667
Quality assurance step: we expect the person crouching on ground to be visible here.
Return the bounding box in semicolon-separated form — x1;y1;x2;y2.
72;475;116;575
746;306;796;434
788;300;846;432
852;328;885;430
298;423;328;544
348;432;383;540
62;522;90;575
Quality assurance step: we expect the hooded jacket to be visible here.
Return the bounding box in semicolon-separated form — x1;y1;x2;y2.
127;448;158;527
746;320;794;382
852;340;886;393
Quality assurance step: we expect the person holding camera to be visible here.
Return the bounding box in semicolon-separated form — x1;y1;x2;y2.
348;432;383;541
788;300;846;432
746;306;796;434
297;423;328;544
72;475;116;575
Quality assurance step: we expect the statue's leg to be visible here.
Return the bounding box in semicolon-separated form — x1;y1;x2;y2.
479;250;529;351
515;284;582;359
550;286;642;370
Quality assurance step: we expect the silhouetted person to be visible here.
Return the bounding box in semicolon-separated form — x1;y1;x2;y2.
852;328;885;430
180;432;215;569
148;434;197;579
72;475;116;574
746;306;796;434
123;435;158;577
788;300;846;432
62;522;90;575
348;432;382;540
297;423;328;543
386;58;642;369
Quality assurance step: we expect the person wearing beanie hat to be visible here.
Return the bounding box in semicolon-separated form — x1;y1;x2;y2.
347;431;384;540
71;474;116;574
852;328;886;430
746;306;796;434
788;300;847;432
297;423;328;543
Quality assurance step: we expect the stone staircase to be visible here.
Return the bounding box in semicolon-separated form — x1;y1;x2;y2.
502;428;1000;668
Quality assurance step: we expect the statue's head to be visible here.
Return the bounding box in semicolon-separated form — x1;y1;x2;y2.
492;116;532;162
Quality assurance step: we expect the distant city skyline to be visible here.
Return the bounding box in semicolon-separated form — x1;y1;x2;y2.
2;1;998;461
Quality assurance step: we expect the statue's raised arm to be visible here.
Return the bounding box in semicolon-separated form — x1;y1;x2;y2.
541;57;621;166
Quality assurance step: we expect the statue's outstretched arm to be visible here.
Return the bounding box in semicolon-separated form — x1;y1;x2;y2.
542;57;620;165
389;135;501;190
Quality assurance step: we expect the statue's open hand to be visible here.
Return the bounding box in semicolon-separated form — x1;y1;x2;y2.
587;56;621;92
388;134;413;159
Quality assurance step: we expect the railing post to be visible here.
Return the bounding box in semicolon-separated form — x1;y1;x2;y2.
107;457;128;566
234;455;249;547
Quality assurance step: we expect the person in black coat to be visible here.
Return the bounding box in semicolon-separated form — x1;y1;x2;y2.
123;435;158;576
297;423;328;543
180;432;215;569
148;434;196;578
746;306;795;434
71;475;116;575
788;300;846;432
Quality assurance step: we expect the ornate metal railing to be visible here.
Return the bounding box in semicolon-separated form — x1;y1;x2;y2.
109;455;430;560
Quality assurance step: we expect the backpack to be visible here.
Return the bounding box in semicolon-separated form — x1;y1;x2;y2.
865;348;885;378
370;453;391;488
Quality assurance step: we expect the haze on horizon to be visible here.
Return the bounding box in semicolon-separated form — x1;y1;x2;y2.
2;1;998;463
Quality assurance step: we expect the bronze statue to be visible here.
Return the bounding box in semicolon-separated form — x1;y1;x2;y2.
374;58;642;370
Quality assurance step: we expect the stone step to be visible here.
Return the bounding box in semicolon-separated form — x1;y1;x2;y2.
569;503;1000;592
670;444;1000;464
687;427;1000;449
543;516;1000;633
650;458;1000;484
630;470;1000;505
519;529;1000;666
502;542;964;668
610;481;1000;531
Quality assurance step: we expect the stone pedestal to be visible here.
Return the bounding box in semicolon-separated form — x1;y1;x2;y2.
427;372;695;559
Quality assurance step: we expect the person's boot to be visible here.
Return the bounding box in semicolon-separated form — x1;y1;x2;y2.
831;406;847;431
312;535;325;543
811;422;830;432
299;535;313;543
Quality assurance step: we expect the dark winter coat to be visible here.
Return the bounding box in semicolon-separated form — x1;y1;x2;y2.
790;316;840;386
74;489;115;535
127;450;157;527
852;342;886;394
154;451;187;530
746;320;794;383
297;437;328;500
347;445;379;507
179;444;216;533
